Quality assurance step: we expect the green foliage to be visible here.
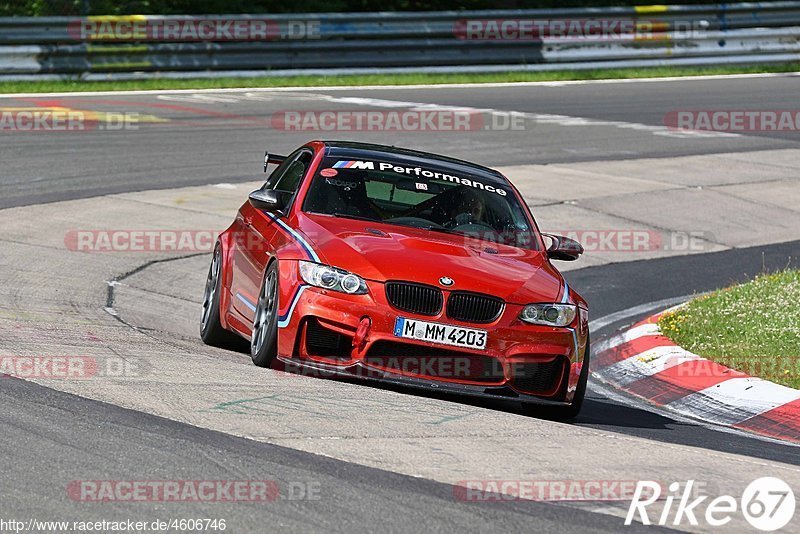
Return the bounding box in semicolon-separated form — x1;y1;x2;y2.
660;270;800;389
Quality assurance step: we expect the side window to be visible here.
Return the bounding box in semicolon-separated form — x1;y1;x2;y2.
264;149;301;190
263;149;313;208
274;152;311;195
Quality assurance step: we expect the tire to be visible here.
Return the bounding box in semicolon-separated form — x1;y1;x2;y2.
522;335;590;421
251;260;279;367
200;244;242;348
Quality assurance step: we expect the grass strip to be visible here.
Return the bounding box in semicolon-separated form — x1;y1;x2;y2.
659;269;800;389
1;63;799;94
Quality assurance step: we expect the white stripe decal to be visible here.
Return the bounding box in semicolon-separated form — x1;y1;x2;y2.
236;292;256;312
667;377;800;426
238;286;306;328
271;217;321;263
278;285;307;328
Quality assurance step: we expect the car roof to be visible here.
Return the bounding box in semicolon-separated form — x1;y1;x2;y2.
321;140;508;185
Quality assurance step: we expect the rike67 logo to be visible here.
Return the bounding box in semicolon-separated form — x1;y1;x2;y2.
626;477;795;531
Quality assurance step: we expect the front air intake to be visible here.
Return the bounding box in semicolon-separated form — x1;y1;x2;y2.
385;282;443;316
446;292;504;324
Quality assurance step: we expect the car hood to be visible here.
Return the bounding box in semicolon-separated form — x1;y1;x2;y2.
299;213;565;304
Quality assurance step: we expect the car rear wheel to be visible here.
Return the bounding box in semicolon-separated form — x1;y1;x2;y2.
522;335;590;421
251;261;279;367
200;245;241;348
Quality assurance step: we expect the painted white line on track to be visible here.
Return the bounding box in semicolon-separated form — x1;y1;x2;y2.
280;94;739;139
1;71;798;99
588;295;695;332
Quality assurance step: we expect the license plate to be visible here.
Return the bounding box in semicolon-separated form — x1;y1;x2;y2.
393;317;488;350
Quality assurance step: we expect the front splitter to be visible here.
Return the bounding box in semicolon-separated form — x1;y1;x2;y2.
275;356;572;407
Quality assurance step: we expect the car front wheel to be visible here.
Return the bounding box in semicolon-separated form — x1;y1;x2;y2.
251;261;279;367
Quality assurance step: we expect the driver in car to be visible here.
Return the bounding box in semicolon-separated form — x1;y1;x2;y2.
448;188;486;228
392;184;489;230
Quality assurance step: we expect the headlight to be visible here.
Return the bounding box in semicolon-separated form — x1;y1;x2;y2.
519;303;576;327
298;261;368;295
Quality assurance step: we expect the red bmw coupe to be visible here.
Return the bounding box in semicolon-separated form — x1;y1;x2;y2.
200;141;589;418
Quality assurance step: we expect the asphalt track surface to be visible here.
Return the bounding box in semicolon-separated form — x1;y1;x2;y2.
3;74;800;209
2;378;666;533
1;75;800;532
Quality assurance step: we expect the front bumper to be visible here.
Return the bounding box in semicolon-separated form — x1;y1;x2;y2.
277;262;589;404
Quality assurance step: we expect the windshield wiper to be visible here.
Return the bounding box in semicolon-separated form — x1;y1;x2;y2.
329;213;475;240
332;212;382;223
398;224;471;239
425;226;471;237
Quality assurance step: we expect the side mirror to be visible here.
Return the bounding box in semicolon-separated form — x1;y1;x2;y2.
542;233;583;261
249;189;285;212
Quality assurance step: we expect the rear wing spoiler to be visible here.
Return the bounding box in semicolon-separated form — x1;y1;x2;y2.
263;152;287;172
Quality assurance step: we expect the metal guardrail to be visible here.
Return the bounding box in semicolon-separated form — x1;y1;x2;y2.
0;2;799;79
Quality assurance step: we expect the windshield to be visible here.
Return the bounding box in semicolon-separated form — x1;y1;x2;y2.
302;157;539;250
